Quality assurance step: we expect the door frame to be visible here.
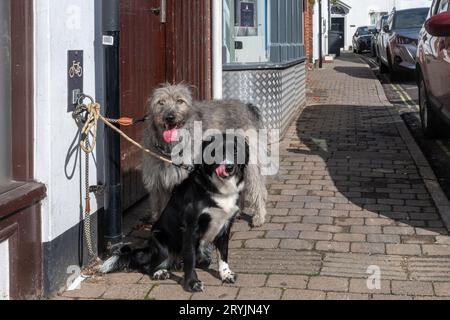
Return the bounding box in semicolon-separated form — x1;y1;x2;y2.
0;0;45;299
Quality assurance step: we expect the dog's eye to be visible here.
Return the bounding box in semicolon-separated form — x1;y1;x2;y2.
158;100;166;106
176;99;185;104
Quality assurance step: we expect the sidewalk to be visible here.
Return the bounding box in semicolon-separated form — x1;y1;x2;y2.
61;53;450;300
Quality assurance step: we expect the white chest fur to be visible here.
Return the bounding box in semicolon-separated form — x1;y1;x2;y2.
200;178;244;244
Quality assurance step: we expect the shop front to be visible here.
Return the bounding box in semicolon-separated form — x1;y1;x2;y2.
222;0;307;136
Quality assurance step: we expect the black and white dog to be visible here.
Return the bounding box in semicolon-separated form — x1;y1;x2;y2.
99;134;248;292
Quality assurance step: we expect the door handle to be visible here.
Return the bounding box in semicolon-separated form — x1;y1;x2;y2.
149;0;166;23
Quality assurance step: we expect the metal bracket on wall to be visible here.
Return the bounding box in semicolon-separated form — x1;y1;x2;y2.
67;50;84;112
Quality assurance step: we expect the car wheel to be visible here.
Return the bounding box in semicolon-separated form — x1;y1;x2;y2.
387;51;399;81
379;59;388;73
419;77;442;138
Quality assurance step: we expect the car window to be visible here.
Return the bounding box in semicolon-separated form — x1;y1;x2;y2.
388;13;394;29
356;27;376;35
438;0;449;12
431;0;441;15
393;8;429;29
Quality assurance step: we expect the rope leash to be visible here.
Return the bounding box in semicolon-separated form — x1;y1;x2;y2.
74;95;192;260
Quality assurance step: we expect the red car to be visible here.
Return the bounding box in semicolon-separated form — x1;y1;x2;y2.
416;0;450;138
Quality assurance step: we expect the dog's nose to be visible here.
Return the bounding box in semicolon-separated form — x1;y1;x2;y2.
165;114;176;124
225;164;235;173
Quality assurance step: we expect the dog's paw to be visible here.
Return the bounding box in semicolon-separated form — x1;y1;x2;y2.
152;269;170;281
251;214;265;228
184;279;205;293
196;257;212;269
220;270;237;284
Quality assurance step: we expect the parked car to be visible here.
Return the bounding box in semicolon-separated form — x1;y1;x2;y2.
416;0;450;138
352;26;376;54
373;15;389;61
379;7;430;80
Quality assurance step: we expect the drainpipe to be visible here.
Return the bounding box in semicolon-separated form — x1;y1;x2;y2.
102;0;122;250
318;0;323;68
212;0;223;99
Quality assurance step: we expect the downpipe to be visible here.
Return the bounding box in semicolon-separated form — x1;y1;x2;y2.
102;0;123;251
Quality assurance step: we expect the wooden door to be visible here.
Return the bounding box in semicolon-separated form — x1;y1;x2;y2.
120;0;167;209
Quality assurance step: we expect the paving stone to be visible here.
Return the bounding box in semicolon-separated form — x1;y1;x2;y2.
191;286;239;300
289;208;320;216
279;239;315;250
326;292;369;300
244;239;280;249
335;218;365;226
228;274;268;288
308;276;349;292
350;226;382;234
252;223;285;231
282;289;326;300
349;278;391;294
232;231;265;240
433;282;450;297
265;230;300;239
266;275;309;289
271;216;302;223
102;284;152;300
422;245;450;256
318;225;346;233
147;285;192;300
391;281;434;296
62;283;108;299
383;226;416;235
367;234;401;244
351;242;386;254
237;287;282;300
300;231;333;241
386;244;422;256
372;294;412;300
302;216;334;225
316;241;350;253
334;233;365;242
365;218;394;226
284;223;317;231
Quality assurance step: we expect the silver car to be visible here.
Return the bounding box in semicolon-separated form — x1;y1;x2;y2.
379;7;430;80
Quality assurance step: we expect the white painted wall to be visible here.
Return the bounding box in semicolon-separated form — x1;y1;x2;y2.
0;240;9;300
313;0;330;61
34;0;100;243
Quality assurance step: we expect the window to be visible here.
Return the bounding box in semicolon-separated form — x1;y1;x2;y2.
0;0;11;184
393;8;429;29
223;0;304;64
438;0;449;13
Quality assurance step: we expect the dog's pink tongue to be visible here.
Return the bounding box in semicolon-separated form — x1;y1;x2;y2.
216;165;229;178
163;128;178;143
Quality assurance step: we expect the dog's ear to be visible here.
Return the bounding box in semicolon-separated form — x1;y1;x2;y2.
186;84;199;100
233;135;250;166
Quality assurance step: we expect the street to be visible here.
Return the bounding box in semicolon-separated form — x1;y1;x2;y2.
361;53;450;202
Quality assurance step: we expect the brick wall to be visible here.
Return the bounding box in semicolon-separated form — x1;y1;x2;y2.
304;0;314;63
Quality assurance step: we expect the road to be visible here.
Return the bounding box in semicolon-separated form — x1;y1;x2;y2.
360;53;450;201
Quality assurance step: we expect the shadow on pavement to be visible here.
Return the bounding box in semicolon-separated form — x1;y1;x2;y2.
292;103;445;235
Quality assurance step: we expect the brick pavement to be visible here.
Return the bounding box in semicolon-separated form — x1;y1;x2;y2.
60;53;450;300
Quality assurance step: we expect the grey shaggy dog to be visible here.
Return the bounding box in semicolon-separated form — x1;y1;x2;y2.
141;83;268;227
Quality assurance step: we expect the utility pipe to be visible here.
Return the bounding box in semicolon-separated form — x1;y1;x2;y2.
212;0;223;99
102;0;123;250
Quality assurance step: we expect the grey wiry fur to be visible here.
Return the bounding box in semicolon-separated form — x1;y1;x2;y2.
142;83;267;227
